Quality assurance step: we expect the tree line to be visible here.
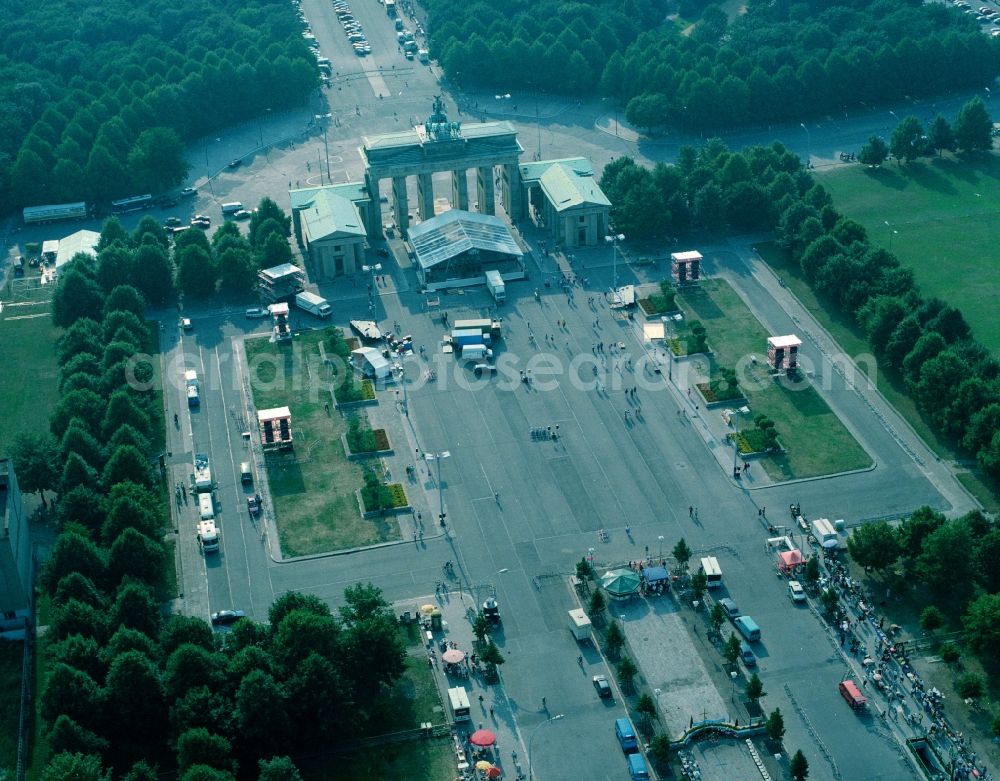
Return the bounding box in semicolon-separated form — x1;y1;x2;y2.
12;265;408;778
858;97;995;165
48;197;293;318
428;0;665;93
600;97;1000;486
614;0;1000;133
0;0;317;213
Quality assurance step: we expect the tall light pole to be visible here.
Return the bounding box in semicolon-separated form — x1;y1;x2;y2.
731;408;743;480
315;113;332;183
527;714;564;780
658;535;664;560
799;123;811;166
424;450;450;527
884;220;898;252
604;233;625;297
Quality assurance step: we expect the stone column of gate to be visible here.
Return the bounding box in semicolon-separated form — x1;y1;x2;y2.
451;169;469;211
502;161;522;220
477;166;496;216
417;172;435;221
392;175;409;233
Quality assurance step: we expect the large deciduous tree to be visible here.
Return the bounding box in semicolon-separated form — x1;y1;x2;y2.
846;521;899;573
954;96;993;153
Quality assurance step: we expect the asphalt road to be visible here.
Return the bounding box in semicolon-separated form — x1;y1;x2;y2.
147;1;995;777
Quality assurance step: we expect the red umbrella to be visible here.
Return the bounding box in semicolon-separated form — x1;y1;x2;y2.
486;767;501;779
469;729;496;747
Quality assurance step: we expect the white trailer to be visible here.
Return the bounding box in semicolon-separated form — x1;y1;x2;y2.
700;556;722;588
197;519;219;552
23;202;87;224
294;291;332;318
194;453;213;492
568;608;592;641
485;269;506;303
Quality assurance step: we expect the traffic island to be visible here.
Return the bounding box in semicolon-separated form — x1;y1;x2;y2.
675;279;872;480
244;327;402;557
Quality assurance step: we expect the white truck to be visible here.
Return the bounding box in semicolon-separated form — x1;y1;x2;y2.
485;269;505;303
568;608;592;641
461;344;493;362
197;519;219;552
194;453;213;492
294;291;332;318
184;370;200;407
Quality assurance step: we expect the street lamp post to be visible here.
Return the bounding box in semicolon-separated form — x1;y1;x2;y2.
424;450;450;527
658;535;664;560
884;221;898;252
604;233;625;297
799;123;811;166
527;714;564;780
315;113;332;183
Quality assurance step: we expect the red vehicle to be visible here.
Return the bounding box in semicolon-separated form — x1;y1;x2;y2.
839;679;867;710
247;494;261;516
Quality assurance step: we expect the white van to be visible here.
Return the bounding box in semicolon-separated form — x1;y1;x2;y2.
198;493;215;520
221;202;244;215
448;686;471;722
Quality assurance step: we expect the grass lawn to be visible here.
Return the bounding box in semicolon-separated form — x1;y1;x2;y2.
676;279;872;480
244;328;400;556
816;154;1000;355
0;305;61;456
756;242;999;512
0;639;23;777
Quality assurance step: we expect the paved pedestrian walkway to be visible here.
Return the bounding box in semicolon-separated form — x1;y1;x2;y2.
402;589;529;780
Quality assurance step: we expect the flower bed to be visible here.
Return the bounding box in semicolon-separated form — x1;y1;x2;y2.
697;381;744;404
638;281;677;316
732;429;776;455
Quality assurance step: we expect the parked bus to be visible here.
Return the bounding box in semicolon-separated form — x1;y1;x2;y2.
111;194;153;214
447;686;471;722
700;556;722;588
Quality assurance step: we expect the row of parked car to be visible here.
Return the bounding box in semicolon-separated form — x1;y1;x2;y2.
333;1;373;56
957;0;1000;33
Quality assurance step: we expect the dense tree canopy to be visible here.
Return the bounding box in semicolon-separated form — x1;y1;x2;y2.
1;0;317;211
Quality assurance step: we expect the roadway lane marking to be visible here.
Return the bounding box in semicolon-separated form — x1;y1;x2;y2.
214;342;259;619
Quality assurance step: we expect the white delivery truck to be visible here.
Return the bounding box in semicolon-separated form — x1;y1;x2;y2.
194;453;213;492
184;369;200;407
485;269;506;303
197;519;219;552
568;608;592;641
461;344;493;362
448;686;471;722
294;290;332;318
700;556;722;588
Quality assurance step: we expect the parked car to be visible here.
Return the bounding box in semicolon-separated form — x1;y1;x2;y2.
788;580;806;603
181;187;197;198
165;216;182;227
233;209;252;220
181;317;193;330
718;597;740;617
211;610;246;626
247;495;261;515
592;675;612;698
245;307;267;318
228;158;242;168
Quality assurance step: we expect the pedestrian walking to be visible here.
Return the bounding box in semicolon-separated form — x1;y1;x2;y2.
689;506;693;517
490;707;494;717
